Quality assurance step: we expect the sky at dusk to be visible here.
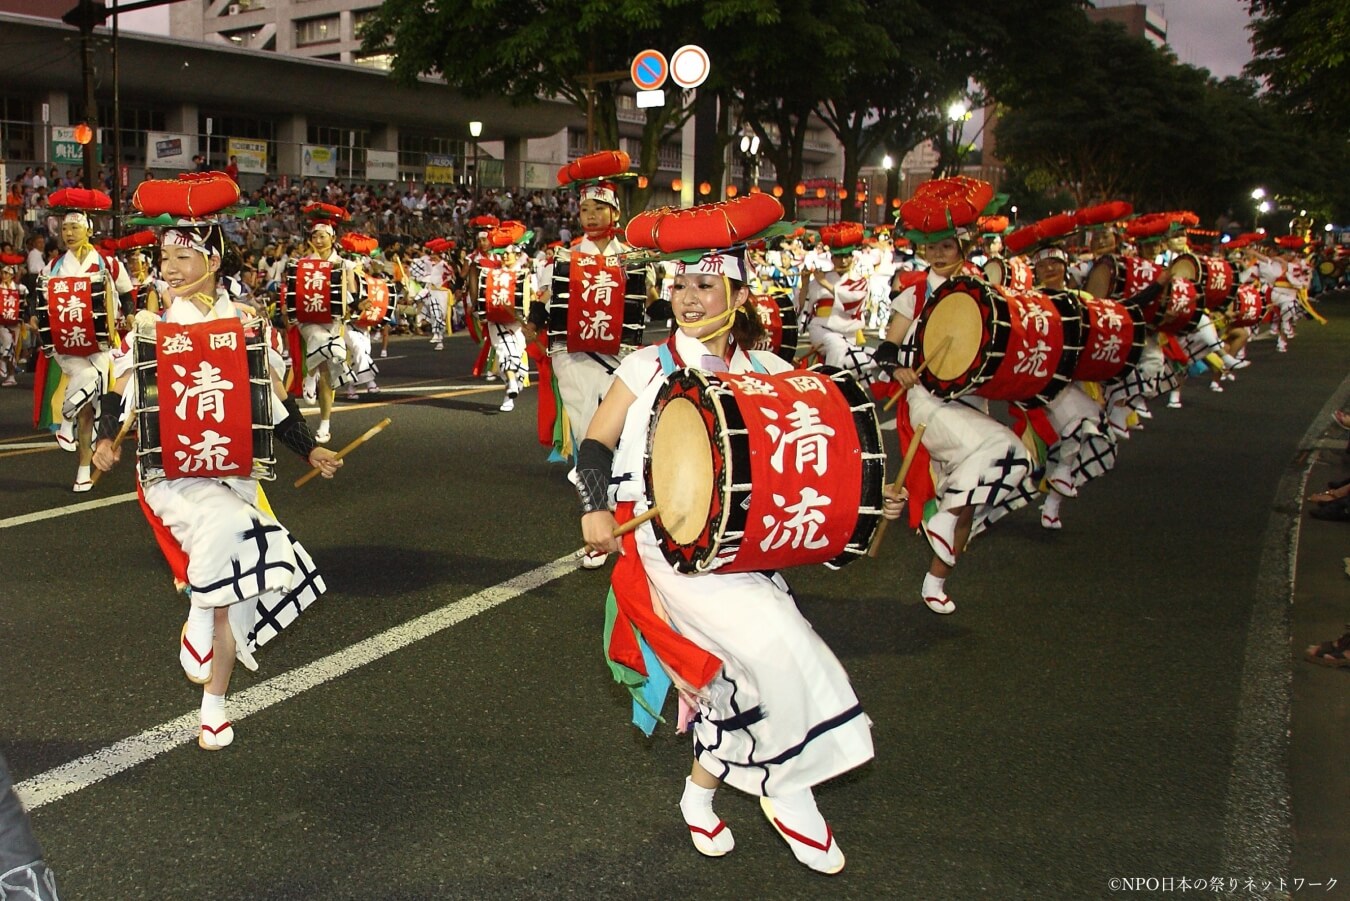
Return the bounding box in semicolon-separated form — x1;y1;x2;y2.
115;0;1257;81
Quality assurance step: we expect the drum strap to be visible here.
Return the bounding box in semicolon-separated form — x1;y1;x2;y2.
658;337;768;376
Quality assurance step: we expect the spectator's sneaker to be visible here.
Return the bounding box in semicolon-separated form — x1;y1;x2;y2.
379;349;388;358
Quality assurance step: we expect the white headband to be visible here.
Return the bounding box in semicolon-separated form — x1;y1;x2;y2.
580;183;619;210
674;251;745;282
311;222;336;237
162;227;220;259
62;211;91;229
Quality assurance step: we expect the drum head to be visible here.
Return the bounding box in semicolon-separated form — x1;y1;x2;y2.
1084;258;1114;299
982;259;1006;286
923;291;982;380
1169;255;1201;282
650;397;713;545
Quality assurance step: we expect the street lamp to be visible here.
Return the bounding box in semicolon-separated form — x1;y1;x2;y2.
469;120;482;204
1251;187;1266;229
1010;204;1019;226
945;100;972;175
738;133;761;192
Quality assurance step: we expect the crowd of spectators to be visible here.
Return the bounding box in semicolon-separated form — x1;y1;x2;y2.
2;164;587;259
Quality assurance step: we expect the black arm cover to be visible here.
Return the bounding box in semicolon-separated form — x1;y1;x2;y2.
575;438;614;514
1126;282;1163;309
872;340;901;373
95;392;123;443
274;396;317;460
528;300;549;329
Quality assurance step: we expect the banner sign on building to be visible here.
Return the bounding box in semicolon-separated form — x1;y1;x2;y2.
228;138;268;174
51;126;102;167
424;154;455;185
301;145;338;178
145;131;194;169
365;149;398;182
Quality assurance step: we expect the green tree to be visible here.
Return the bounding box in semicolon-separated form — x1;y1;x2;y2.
1246;0;1350;134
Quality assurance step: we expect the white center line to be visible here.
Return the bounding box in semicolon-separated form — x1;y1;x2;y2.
15;553;580;810
0;493;138;530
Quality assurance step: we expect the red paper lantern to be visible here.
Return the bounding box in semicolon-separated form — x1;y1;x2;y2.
772;185;783;197
726;185;739;197
671;178;683;192
73;124;93;145
891;199;901;209
795;183;806;196
855;191;866;203
837;187;848;200
874;195;884;206
816;188;826;199
748;185;761;194
698;181;712;196
637;175;648;189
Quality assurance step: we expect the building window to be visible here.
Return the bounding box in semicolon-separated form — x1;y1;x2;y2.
294;15;339;47
354;53;393;71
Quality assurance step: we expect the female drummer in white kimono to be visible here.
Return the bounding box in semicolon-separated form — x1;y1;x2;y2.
93;199;342;751
578;217;874;875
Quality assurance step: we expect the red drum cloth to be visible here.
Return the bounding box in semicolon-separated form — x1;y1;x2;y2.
648;368;880;574
481;269;521;324
566;254;627;355
983;256;1034;292
45;276;106;356
155;318;255;480
355;275;390;326
1139;278;1199;334
1230;283;1267;327
293;259;338;324
749;293;799;363
917;277;1066;403
1085;254;1162;301
1074;296;1142;382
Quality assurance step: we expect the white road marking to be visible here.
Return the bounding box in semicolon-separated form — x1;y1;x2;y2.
15;553;581;810
0;493;138;530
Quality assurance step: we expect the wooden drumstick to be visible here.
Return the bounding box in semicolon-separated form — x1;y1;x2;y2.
574;506;662;559
866;423;927;558
90;411;136;486
294;416;391;487
882;336;951;412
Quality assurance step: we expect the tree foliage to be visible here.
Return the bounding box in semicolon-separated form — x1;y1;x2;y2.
1246;0;1350;135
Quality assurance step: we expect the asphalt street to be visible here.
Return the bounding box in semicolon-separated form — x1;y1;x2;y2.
1;304;1347;901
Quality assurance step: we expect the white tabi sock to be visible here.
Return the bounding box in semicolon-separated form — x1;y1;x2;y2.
76;464;91;482
1043;492;1063;519
922;572;946;600
761;787;844;874
199;689;234;749
680;777;735;857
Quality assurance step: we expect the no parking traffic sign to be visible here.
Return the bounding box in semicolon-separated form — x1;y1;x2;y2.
631;50;669;91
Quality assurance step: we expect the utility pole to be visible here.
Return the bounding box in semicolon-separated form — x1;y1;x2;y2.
576;65;627;153
62;0;105;191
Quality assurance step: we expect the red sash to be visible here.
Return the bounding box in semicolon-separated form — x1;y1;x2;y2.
156;318;254;479
607;502;723;690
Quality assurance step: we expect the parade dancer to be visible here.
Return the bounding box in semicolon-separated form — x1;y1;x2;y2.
800;222;879;385
873;176;1037;614
463;216;502;377
0;255;29;386
286;204;358;443
38;189;132;490
338;232;383;400
580;195;873;875
1027;246;1118;530
1265;237;1312;352
481;224;532;412
93;176;342;751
